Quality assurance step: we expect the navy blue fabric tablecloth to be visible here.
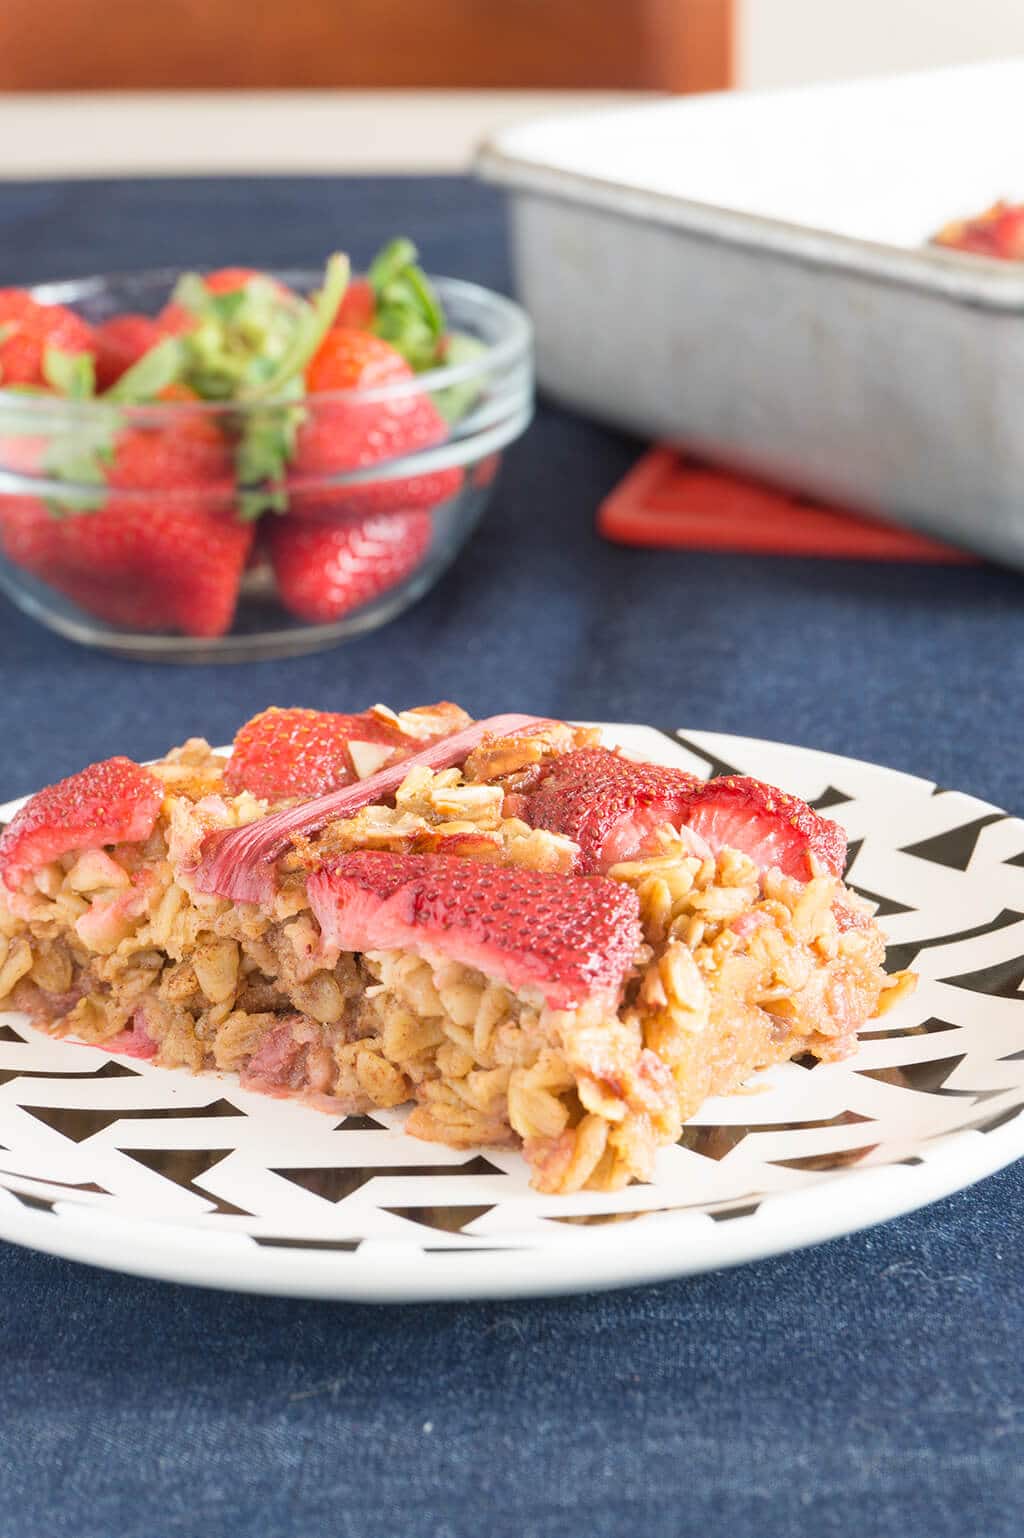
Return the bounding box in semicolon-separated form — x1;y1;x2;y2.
0;177;1022;1538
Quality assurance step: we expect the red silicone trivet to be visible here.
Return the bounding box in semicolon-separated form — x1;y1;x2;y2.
598;447;977;564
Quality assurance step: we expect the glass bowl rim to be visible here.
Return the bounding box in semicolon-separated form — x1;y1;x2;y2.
1;269;532;419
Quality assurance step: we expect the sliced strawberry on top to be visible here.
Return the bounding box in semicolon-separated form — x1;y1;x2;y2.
267;509;431;624
521;747;703;873
224;700;471;801
225;707;402;801
308;850;642;1011
192;713;545;903
93;314;164;390
0;757;163;892
0;289;94;388
679;775;847;881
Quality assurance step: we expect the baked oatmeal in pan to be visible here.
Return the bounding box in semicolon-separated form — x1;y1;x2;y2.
0;704;914;1194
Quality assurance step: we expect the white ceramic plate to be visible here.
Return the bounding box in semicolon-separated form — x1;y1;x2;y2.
1;724;1022;1302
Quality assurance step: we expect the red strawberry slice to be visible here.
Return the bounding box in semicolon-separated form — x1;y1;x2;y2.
308;850;642;1011
192;713;548;903
267;510;431;624
224;702;468;801
290;327;461;519
225;707;399;800
93;314;163;390
522;747;703;873
0;757;163;892
0;418;251;638
0;289;94;388
680;775;847;881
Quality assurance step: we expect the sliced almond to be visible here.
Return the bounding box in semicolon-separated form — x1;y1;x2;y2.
348;740;397;780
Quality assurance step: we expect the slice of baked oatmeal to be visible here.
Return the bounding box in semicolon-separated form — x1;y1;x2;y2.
0;704;914;1193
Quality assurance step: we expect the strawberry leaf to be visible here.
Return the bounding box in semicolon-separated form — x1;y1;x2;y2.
171;270;308;401
34;347;108;510
43;347;96;401
232;254;349;519
43;411;117;514
234;377;305;521
103;336;184;403
368;237;421;290
38;337;182;515
366;237;446;371
240;254;349;403
431;332;487;424
172;272;213;319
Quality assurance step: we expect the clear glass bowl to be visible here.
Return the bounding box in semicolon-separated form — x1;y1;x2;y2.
0;269;533;661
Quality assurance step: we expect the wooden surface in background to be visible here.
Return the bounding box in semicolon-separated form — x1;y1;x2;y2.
0;0;733;92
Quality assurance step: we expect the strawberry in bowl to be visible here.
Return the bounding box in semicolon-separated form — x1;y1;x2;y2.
0;245;532;659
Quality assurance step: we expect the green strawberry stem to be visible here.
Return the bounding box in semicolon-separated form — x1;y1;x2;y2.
431;332;487;424
367;238;445;372
233;253;349;520
42;349;97;401
240;254;349;403
103;336;185;403
37;348;111;512
36;341;193;514
369;236;444;337
368;237;421;290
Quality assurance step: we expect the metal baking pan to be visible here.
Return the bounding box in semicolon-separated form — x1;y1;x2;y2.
478;60;1024;565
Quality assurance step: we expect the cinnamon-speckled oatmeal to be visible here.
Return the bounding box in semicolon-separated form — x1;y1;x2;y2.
0;702;914;1193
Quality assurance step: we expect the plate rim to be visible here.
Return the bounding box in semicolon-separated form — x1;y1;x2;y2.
1;1117;1019;1301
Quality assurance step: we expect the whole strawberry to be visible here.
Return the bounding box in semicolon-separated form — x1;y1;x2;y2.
0;289;94;387
335;278;376;331
290;328;461;520
93;314;164;390
267;508;431;623
0;415;252;638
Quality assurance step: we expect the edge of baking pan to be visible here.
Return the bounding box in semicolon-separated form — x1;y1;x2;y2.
477;132;1024;313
